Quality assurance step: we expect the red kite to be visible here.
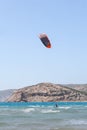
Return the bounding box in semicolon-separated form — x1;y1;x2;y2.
39;33;51;48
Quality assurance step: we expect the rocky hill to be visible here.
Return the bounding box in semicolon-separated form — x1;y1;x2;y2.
6;83;87;102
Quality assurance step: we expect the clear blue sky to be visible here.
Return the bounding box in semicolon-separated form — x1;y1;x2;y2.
0;0;87;90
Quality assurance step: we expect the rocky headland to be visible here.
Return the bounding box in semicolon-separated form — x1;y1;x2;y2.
6;83;87;102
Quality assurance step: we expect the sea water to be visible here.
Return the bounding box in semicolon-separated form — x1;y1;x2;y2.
0;102;87;130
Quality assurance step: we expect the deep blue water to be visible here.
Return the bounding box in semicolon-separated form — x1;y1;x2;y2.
0;102;87;130
0;101;87;107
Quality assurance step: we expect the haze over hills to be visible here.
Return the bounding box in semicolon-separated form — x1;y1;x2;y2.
64;84;87;93
6;83;87;102
0;89;15;102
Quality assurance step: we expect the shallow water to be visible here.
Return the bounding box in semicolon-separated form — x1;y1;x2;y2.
0;102;87;130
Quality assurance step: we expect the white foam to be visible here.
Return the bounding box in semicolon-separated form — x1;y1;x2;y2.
41;109;60;113
59;106;71;109
22;108;35;113
69;119;87;125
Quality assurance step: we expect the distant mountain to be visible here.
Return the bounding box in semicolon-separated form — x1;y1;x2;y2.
6;83;87;102
64;84;87;94
0;89;15;102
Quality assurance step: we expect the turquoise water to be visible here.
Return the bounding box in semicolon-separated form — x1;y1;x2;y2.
0;102;87;130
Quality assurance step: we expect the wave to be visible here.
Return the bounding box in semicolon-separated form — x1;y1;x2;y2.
59;106;71;109
41;109;60;113
21;107;60;114
22;108;35;113
69;119;87;125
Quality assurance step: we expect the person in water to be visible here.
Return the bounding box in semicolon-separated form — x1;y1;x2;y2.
55;103;58;107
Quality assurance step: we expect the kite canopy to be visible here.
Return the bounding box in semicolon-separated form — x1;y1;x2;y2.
39;33;51;48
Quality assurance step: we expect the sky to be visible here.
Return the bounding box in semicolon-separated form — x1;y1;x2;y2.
0;0;87;90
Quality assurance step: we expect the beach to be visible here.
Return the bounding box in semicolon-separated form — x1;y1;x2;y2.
0;102;87;130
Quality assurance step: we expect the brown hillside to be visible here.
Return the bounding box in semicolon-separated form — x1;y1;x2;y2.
6;83;87;102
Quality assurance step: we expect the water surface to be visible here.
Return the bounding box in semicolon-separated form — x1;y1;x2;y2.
0;102;87;130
